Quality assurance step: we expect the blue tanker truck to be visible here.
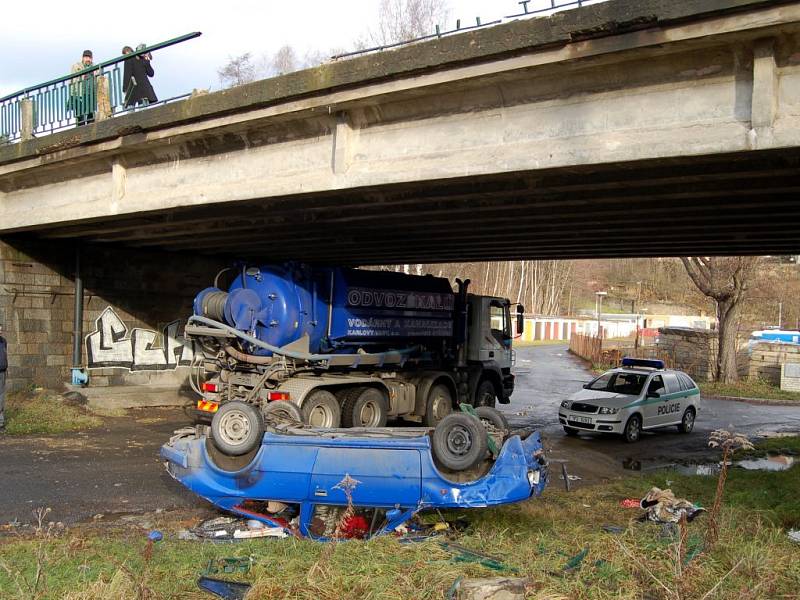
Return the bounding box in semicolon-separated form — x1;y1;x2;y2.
185;263;524;456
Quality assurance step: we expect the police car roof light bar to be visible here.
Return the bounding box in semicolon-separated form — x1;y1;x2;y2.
621;357;665;370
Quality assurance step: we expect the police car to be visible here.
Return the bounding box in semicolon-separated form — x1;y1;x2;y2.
559;358;700;443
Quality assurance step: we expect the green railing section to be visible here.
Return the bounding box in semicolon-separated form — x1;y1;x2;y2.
0;32;201;144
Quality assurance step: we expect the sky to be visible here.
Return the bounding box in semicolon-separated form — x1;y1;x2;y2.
0;0;607;100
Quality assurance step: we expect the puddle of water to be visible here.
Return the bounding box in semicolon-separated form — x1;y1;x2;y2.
737;455;795;472
622;455;795;475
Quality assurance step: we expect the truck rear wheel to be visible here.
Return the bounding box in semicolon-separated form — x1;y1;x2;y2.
474;380;497;408
262;400;304;426
342;387;388;428
302;390;341;428
424;383;453;427
211;401;264;456
432;413;488;471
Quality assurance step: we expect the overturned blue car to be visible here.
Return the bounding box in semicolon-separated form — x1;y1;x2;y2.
161;408;548;540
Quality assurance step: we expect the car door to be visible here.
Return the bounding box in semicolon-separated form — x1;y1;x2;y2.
642;374;666;428
657;373;684;426
309;446;422;508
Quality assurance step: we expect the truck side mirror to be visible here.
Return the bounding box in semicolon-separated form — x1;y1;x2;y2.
516;304;525;335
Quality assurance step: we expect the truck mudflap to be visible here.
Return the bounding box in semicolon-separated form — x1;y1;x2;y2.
160;427;548;539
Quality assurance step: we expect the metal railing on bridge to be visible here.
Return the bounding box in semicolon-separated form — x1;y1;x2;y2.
0;32;201;144
332;0;597;60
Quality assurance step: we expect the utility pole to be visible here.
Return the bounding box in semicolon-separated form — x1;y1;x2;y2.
595;291;607;338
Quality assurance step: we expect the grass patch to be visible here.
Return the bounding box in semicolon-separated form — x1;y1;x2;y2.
4;391;102;435
0;466;797;599
700;378;800;403
737;434;800;459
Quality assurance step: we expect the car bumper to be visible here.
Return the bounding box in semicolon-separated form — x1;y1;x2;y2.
558;410;624;434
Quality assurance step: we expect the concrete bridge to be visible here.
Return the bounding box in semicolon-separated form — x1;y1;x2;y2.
2;0;800;264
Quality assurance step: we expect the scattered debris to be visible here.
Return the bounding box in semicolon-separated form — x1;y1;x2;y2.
561;463;572;492
563;547;589;572
559;474;582;481
601;525;624;535
180;515;288;542
639;487;705;524
440;542;517;573
789;530;800;544
148;530;163;542
448;576;529;600
203;557;252;576
619;498;640;509
683;536;704;565
197;576;251;600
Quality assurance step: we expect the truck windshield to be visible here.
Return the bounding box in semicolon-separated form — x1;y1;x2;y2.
588;372;647;395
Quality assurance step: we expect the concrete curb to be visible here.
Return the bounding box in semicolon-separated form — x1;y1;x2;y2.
64;384;192;410
700;394;799;407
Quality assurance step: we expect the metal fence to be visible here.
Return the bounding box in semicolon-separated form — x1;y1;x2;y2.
332;0;596;60
0;32;200;144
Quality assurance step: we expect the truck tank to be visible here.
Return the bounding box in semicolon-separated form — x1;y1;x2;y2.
193;264;456;356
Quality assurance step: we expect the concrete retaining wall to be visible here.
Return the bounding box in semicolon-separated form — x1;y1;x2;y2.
656;327;749;382
0;238;223;392
749;342;800;385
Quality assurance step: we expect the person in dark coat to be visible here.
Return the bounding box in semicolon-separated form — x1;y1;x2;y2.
0;323;7;432
123;43;158;108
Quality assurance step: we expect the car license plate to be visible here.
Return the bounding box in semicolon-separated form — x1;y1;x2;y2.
572;416;592;424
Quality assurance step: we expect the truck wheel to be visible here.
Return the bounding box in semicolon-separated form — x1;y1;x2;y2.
302;390;341;428
475;406;508;431
424;383;453;427
342;387;388;428
474;380;497;408
262;400;304;426
211;401;264;456
432;413;488;471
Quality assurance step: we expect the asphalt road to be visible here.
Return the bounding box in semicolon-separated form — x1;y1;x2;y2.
0;410;204;526
1;345;798;525
502;344;800;483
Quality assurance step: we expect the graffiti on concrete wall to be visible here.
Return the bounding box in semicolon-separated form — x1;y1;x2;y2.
86;306;196;370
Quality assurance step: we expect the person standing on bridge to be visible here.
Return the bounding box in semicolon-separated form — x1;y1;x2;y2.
0;323;7;433
123;43;158;108
69;50;97;126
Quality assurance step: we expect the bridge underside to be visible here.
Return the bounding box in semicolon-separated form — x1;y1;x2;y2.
13;147;800;265
4;0;800;264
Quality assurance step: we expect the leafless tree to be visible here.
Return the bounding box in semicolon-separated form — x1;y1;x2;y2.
371;0;450;45
217;53;257;88
271;45;299;75
681;257;761;383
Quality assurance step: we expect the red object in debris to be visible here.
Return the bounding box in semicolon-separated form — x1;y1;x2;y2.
340;515;370;539
267;391;290;401
202;382;220;393
620;498;640;509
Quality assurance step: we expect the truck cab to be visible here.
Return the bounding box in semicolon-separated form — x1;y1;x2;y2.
465;295;521;405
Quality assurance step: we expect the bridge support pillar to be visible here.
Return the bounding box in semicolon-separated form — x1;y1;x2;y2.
750;38;778;148
19;99;34;142
331;112;353;175
96;76;112;122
